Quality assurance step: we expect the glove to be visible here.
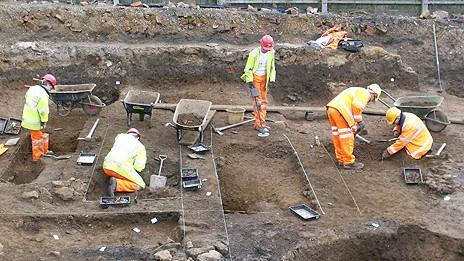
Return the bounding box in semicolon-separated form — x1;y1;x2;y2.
248;83;260;98
382;149;391;160
40;122;47;129
393;130;400;138
357;121;366;133
351;124;358;134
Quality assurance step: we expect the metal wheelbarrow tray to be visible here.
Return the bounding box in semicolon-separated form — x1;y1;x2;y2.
4;118;22;135
122;90;160;128
382;91;450;133
289;204;320;221
50;84;105;116
173;99;212;143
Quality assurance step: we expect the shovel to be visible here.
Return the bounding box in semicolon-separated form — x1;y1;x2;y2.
150;155;167;189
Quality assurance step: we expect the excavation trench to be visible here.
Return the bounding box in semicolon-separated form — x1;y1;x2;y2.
0;212;181;260
286;225;464;260
1;114;87;184
216;142;309;213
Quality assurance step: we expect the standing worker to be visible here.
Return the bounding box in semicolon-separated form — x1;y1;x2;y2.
382;107;433;160
241;34;276;137
326;84;382;169
103;128;147;197
21;74;57;161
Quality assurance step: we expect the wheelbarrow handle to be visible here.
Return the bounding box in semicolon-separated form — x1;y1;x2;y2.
381;90;397;103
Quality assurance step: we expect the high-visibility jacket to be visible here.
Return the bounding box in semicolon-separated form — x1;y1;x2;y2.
326;87;371;128
103;133;147;188
387;112;433;159
240;47;276;88
321;27;348;49
21;85;50;131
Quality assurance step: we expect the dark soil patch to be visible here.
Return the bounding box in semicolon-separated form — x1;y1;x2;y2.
285;225;464;260
216;142;309;212
1;134;44;184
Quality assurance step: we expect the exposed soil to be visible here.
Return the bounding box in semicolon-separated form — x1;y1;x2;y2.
0;2;463;260
177;113;204;126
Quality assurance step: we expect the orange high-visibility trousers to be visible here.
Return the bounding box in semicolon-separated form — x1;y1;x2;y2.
252;73;268;129
103;168;139;193
31;130;49;161
327;107;355;164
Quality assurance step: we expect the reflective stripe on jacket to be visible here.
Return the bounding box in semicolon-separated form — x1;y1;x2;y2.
240;47;276;88
326;87;371;128
21;85;50;131
387;112;433;159
103;133;147;188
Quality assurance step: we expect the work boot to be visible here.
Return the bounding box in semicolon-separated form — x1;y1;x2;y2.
257;127;269;137
342;162;364;170
106;177;116;197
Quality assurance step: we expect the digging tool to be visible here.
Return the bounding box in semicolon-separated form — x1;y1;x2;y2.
426;143;446;158
43;154;71;160
213;118;255;135
376;137;399;143
355;134;371;144
187;153;206;160
150;155;167;189
77;118;100;141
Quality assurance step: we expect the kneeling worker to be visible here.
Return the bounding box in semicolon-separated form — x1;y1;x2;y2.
103;128;147;197
382;107;433;160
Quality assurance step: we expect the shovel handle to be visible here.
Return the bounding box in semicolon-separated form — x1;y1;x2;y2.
157;155;167;176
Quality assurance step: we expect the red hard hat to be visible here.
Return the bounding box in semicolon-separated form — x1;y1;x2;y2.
260;35;274;51
127;128;141;139
41;74;57;88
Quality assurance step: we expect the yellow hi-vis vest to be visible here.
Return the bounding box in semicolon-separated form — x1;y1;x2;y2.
387;112;433;159
326;87;371;128
21;85;50;131
103;133;147;188
240;47;276;88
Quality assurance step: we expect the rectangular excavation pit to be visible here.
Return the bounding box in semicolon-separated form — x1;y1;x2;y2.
1;115;87;184
0;212;181;260
216;142;309;213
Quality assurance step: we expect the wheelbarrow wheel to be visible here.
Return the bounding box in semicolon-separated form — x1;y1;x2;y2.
425;110;448;132
58;101;73;116
83;95;103;116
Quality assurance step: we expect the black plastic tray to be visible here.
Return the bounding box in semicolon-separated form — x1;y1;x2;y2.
100;196;131;209
0;117;7;134
403;168;423;184
4;118;22;135
188;143;210;153
289;204;320;220
183;178;202;191
77;152;96;166
181;168;199;181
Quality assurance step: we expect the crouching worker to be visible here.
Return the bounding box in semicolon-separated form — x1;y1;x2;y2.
326;84;382;170
103;128;147;197
382;107;433;160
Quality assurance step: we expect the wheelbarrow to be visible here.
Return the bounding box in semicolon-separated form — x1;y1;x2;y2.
172;99;212;143
50;84;106;116
380;91;450;132
122;90;160;128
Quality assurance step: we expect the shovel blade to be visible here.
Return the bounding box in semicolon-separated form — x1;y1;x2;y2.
150;175;167;189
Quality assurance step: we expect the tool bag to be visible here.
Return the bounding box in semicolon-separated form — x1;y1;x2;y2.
338;39;363;52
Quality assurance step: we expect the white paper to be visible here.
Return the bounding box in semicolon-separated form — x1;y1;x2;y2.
206;192;212;196
53;234;59;240
133;227;141;233
151;218;158;224
116;81;121;85
390;78;395;82
99;247;106;252
371;223;380;228
444;196;451;201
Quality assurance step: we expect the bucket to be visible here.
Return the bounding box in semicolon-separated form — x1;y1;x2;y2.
226;107;245;124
